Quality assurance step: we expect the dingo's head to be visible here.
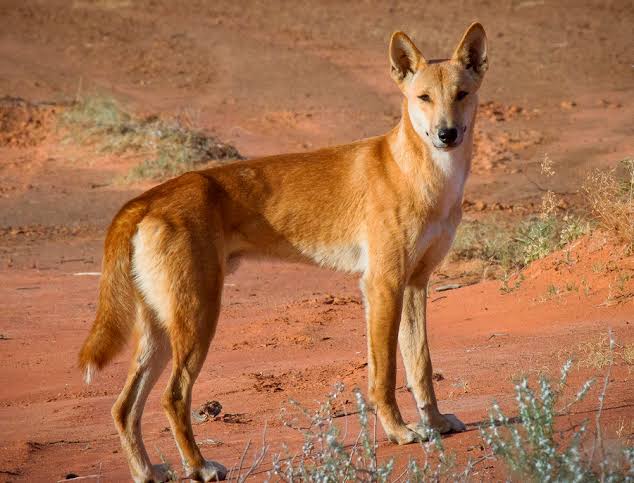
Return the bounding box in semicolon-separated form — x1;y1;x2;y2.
390;23;488;150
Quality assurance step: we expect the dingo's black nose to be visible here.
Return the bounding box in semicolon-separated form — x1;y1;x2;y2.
438;127;458;144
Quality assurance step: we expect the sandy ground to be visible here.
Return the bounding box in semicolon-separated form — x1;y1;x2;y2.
0;0;633;481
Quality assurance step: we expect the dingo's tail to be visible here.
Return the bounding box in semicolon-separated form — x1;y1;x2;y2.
78;203;144;383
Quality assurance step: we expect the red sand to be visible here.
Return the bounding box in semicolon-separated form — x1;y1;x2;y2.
0;1;632;480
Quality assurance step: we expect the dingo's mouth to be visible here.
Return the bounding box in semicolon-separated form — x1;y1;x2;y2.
433;140;462;150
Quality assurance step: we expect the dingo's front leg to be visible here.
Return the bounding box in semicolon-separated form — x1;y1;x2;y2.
361;274;418;444
398;284;466;437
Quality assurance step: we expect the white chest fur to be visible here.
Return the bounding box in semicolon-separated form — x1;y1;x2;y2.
407;100;472;268
430;146;469;218
410;150;468;269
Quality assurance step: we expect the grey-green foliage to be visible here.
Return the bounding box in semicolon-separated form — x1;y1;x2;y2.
268;357;633;482
514;215;590;266
452;215;590;269
481;359;633;482
268;384;477;482
59;95;242;180
269;383;395;482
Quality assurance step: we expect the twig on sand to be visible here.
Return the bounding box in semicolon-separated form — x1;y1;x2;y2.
434;283;463;292
230;437;251;482
238;421;268;482
589;329;614;469
230;421;269;482
56;475;101;482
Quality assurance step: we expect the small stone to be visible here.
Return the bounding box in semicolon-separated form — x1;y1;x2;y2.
474;200;487;211
192;400;223;423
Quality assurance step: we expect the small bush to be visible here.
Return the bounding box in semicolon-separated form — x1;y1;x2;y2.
514;215;562;266
267;348;633;482
59;95;242;180
270;383;395;481
482;345;634;482
269;384;476;482
481;360;597;481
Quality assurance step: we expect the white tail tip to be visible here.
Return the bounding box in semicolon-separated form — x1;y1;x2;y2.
84;364;96;384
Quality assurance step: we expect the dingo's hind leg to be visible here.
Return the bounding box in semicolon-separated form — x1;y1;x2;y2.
112;304;170;483
158;227;227;481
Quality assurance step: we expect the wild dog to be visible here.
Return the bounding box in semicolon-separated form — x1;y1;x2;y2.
79;23;488;482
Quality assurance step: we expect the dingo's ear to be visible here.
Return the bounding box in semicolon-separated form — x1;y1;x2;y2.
389;32;424;83
452;22;488;75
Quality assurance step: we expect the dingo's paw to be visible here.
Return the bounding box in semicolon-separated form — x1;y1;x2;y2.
132;463;175;483
186;460;227;482
408;412;466;438
385;424;420;445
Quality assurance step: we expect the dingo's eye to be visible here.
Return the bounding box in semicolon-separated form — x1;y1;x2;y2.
418;94;431;102
456;91;469;101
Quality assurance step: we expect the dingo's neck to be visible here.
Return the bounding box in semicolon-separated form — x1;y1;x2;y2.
387;100;474;216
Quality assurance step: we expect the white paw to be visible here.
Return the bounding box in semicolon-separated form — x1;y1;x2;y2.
386;425;420;445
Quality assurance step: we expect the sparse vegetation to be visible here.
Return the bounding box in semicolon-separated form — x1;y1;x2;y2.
110;330;633;482
451;213;590;273
579;335;634;371
482;354;634;482
261;346;633;482
584;158;634;253
450;217;514;266
603;273;634;306
269;383;477;482
58;95;242;180
482;360;596;482
516;216;562;266
500;271;524;294
452;155;634;284
270;384;396;481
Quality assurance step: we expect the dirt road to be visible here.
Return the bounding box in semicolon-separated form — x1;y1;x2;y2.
0;1;632;480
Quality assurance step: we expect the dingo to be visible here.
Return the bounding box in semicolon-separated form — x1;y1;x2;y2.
79;22;488;482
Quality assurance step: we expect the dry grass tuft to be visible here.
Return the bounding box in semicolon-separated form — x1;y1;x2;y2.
583;158;634;253
59;95;242;181
578;336;615;370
